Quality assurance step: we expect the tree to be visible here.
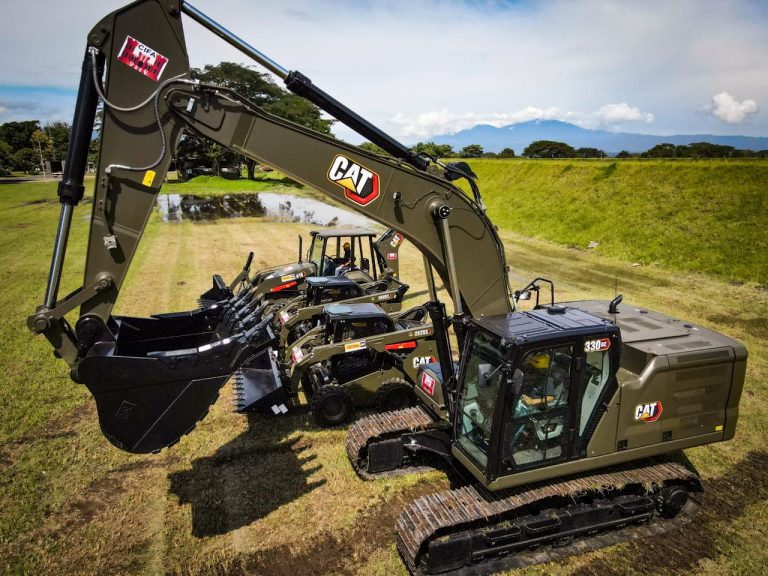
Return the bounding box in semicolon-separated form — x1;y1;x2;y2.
575;147;606;158
44;121;71;160
265;94;334;134
498;147;516;158
412;141;455;158
0;140;13;174
31;130;54;176
522;140;576;158
616;150;631;158
178;62;335;179
358;141;389;155
459;144;484;158
686;142;735;158
642;143;677;158
0;120;41;152
13;148;38;173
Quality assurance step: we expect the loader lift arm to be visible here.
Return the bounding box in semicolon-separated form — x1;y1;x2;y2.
27;0;512;453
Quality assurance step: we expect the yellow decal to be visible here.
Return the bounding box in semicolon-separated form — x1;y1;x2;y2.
344;341;367;353
715;424;724;432
142;170;156;187
280;274;295;282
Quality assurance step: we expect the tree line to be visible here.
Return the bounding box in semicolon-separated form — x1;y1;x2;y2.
0;120;71;175
371;139;768;160
3;61;767;177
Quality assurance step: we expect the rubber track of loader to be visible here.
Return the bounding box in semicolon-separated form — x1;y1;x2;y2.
346;406;435;480
397;460;700;575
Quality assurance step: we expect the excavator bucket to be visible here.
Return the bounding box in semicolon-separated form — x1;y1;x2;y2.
232;348;289;414
74;313;277;453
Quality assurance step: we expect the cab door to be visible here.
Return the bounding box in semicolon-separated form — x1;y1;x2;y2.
499;343;576;472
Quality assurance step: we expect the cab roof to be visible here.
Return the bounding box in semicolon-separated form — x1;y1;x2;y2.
474;306;615;344
310;228;377;238
324;302;389;320
305;276;359;287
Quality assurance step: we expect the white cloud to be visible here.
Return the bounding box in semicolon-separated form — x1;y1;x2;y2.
390;107;581;139
594;103;654;126
709;92;758;123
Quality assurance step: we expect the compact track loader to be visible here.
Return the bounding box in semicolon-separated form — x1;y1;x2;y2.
28;1;747;573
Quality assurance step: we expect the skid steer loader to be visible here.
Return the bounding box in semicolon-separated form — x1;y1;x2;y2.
236;301;436;425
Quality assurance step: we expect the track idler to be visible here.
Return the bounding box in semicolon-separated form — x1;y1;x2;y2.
74;313;276;453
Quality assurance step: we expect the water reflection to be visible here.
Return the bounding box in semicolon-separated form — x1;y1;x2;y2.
157;192;373;228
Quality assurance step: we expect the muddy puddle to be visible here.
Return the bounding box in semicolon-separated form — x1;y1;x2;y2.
157;192;374;227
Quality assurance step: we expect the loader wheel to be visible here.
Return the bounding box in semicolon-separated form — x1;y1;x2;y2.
310;384;354;427
376;379;416;413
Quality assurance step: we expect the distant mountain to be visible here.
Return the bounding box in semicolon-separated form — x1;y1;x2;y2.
431;120;768;154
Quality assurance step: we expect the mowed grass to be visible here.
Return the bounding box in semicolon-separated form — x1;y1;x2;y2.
0;166;767;576
457;158;768;285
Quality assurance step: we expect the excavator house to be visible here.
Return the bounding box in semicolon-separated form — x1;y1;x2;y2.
27;1;748;574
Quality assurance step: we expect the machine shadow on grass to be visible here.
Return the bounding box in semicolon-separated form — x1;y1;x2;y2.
168;411;326;537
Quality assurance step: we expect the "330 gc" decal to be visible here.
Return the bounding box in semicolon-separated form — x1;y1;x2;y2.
584;338;611;352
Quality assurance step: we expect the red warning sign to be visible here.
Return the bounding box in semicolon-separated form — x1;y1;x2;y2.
117;36;169;81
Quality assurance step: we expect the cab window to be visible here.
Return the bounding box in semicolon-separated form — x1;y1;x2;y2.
456;330;506;469
503;345;573;469
579;349;612;435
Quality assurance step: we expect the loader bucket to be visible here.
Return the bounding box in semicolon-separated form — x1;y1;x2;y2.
232;348;289;414
198;274;234;307
74;314;276;453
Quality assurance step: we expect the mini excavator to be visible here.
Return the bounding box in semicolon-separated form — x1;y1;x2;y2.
28;2;747;573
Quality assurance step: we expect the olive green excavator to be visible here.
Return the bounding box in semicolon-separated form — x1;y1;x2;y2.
28;1;747;573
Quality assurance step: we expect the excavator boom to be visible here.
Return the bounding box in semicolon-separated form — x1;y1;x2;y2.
28;0;511;452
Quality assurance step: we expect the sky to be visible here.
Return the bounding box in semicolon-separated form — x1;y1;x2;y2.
1;0;766;144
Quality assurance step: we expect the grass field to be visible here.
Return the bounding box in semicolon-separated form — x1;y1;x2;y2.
1;162;767;576
456;158;768;284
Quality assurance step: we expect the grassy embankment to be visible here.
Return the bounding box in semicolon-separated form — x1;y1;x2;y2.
461;158;768;285
1;159;767;575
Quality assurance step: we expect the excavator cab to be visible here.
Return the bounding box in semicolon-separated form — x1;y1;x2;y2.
452;307;620;483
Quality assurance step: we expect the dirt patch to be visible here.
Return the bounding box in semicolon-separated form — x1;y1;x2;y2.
6;402;97;446
0;448;12;471
52;467;128;531
45;401;95;433
571;451;768;576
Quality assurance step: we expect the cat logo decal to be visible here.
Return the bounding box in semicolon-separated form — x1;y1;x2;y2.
634;401;663;423
328;155;380;205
